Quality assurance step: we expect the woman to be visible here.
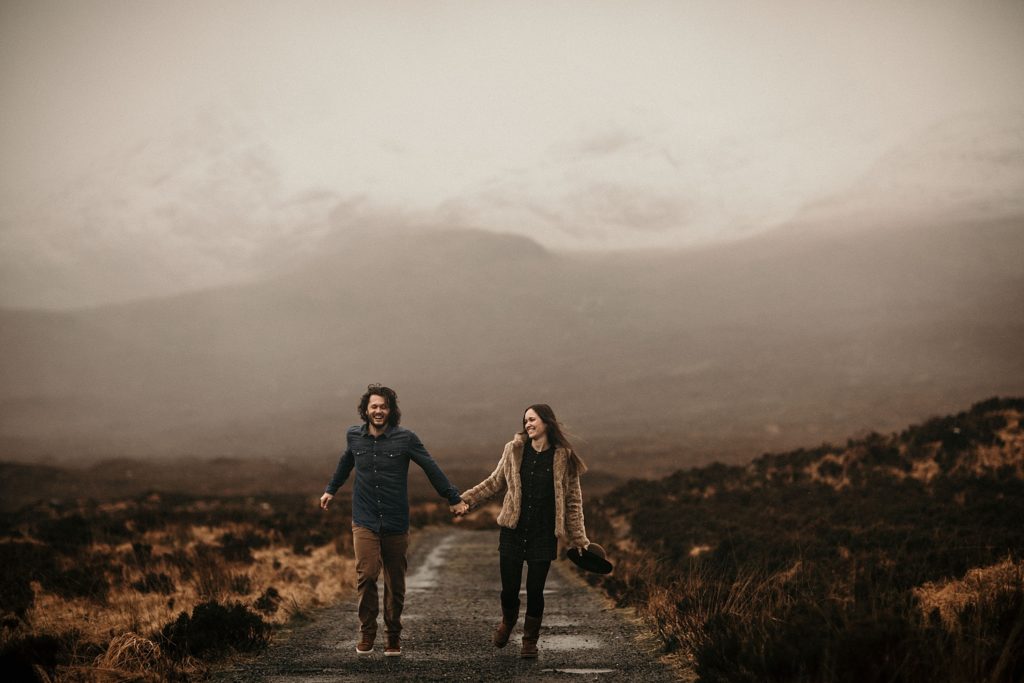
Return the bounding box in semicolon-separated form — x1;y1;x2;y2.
453;404;590;658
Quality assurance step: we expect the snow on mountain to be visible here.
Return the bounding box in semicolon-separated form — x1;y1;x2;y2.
0;110;340;309
792;109;1024;228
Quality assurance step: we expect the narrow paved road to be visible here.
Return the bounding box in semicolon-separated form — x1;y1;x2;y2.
213;527;684;682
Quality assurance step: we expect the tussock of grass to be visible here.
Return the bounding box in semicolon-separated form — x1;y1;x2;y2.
914;557;1024;629
93;632;164;679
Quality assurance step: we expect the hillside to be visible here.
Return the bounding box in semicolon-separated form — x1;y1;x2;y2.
586;397;1024;682
748;395;1023;488
790;110;1024;229
1;213;1022;474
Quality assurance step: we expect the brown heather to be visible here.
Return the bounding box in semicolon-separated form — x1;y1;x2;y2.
582;397;1024;682
914;558;1024;631
0;493;415;681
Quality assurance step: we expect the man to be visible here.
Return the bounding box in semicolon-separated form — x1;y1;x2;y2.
320;384;463;657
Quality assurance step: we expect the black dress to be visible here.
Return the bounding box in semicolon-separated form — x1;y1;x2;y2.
498;441;557;562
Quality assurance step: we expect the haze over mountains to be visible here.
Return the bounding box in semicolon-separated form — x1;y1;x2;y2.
3;107;1022;311
1;110;1022;476
0;113;341;310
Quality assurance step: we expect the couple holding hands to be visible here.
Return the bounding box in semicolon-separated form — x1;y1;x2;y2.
319;384;609;660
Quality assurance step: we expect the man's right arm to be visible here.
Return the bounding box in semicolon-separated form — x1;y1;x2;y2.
320;448;354;510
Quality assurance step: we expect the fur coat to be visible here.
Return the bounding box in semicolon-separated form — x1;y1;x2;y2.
461;434;590;550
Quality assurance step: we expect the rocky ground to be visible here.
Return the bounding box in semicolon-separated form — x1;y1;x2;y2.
212;527;688;682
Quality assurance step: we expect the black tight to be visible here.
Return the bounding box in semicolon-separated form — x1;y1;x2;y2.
500;554;551;618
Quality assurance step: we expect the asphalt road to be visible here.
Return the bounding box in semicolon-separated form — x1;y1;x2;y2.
213;527;686;682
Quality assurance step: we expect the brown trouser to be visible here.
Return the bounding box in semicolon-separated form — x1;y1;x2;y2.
352;525;409;638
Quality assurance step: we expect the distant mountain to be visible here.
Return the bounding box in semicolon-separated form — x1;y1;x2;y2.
0;111;339;309
4;108;1022;311
791;109;1024;229
3;110;1023;470
1;203;1022;474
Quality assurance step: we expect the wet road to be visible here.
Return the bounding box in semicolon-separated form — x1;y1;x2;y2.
213;527;685;682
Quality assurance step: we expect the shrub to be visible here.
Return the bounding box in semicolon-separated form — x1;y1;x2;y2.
253;587;282;615
42;564;110;603
0;542;57;618
157;601;269;660
0;633;71;682
95;517;133;545
217;533;255;564
218;530;273;565
129;541;153;567
34;514;93;554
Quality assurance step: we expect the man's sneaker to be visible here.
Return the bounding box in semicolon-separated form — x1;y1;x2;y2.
355;633;375;654
384;635;402;657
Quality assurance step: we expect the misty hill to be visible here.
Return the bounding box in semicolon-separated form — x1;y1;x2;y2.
595;395;1024;582
1;205;1023;475
2;111;1023;473
615;396;1024;507
585;397;1024;681
0;111;340;310
792;110;1024;228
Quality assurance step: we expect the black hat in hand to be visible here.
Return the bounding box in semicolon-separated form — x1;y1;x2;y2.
567;543;613;575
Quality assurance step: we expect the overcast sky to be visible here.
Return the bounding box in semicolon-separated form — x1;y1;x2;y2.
1;0;1023;306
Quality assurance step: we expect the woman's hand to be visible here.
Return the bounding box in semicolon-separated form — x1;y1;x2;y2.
319;492;334;510
450;500;469;516
574;543;589;555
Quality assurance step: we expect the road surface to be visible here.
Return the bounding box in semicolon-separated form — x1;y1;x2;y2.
213;527;685;682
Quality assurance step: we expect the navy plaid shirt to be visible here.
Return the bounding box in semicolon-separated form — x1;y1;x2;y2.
325;424;461;534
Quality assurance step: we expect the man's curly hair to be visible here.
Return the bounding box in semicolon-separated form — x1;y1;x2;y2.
358;384;401;428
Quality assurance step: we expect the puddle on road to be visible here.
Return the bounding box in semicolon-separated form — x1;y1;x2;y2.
406;533;456;592
542;669;616;675
536;634;604;650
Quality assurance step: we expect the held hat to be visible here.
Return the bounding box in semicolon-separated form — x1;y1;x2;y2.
567;543;613;575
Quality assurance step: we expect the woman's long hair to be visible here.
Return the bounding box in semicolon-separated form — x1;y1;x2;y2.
521;403;587;474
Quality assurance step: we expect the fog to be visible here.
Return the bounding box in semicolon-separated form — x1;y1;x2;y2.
3;1;1024;305
1;1;1022;475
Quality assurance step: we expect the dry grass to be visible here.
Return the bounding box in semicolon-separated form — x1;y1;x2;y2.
1;494;360;682
914;557;1024;630
21;531;355;650
91;632;164;681
576;399;1024;682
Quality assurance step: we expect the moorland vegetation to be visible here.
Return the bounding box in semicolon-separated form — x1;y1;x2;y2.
0;491;451;681
3;397;1022;681
584;397;1024;682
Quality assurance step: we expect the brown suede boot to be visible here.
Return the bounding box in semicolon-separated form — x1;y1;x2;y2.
493;604;520;648
520;615;541;658
355;632;375;654
384;634;401;657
